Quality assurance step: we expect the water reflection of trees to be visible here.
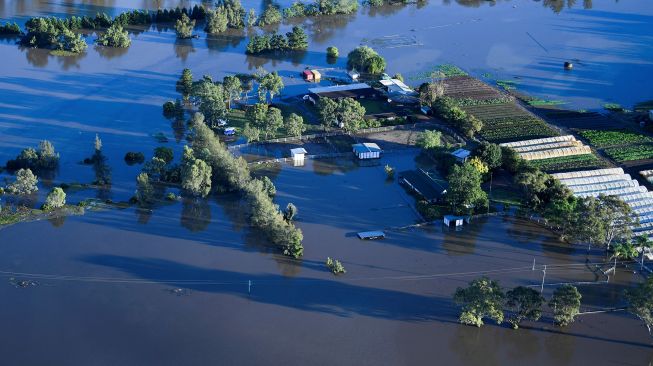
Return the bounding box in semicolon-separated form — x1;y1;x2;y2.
171;118;186;143
205;29;246;52
24;47;49;68
312;157;358;176
95;45;129;60
48;215;66;228
181;197;211;232
174;39;196;62
245;50;307;70
302;14;355;44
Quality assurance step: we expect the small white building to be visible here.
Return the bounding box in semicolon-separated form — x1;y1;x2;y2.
443;215;468;227
348;70;360;81
451;148;471;163
353;143;382;160
290;147;307;166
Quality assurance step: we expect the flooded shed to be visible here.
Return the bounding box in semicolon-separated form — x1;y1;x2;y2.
291;147;307;166
353;143;382;159
357;231;386;240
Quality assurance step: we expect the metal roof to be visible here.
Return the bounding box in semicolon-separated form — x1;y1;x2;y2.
352;142;382;154
309;83;372;94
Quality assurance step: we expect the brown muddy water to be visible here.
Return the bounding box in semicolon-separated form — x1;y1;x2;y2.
1;0;653;364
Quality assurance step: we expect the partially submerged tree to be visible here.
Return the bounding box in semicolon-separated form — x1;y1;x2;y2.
446;162;488;215
346;46;386;74
43;187;66;210
135;172;154;204
284;202;297;222
204;8;228;34
175;13;196;39
96;23;131;47
6;168;38;195
549;285;582;327
177;68;194;101
505;286;544;329
625;276;653;337
453;277;504;327
181;146;212;197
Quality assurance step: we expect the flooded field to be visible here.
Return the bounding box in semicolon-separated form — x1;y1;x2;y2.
1;0;653;364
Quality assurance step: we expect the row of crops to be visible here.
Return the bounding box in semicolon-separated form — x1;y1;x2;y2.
604;144;653;162
478;116;560;143
530;154;609;173
578;129;652;148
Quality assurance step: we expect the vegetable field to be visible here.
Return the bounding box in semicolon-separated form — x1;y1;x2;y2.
604;144;653;162
578;129;652;148
443;76;506;102
530;154;609;173
462;103;559;143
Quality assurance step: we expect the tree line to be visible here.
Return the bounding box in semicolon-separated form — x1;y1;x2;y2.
245;26;308;54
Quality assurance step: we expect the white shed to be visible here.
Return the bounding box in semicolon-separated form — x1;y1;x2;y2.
443;215;466;227
353;143;382;160
451;148;471;163
290;147;307;166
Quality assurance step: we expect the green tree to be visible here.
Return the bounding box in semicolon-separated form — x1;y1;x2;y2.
453;277;504;327
204;8;228;33
43;187;66;210
263;107;283;139
154;147;174;163
474;142;502;170
446;162;488;215
181;146;212;197
257;5;282;26
573;196;606;251
624;276;653;337
285;113;306;137
175;13;195;39
260;176;276;197
419;81;445;108
57;28;87;53
243;123;260;142
317;98;338;130
7;168;38;195
223;75;242;109
135;172;154;204
284;202;297;222
634;236;653;269
96;23;130;47
286;26;308;50
327;46;339;58
259;71;284;102
596;194;635;249
176;68;193;101
543;196;579;241
338;97;366;133
612;242;638;262
196;81;227;126
346;46;386;74
246;103;269;129
416;130;442;149
549;285;582;327
247;8;257;27
505;286;544;329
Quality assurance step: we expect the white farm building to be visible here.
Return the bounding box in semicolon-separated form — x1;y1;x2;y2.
353;143;382;160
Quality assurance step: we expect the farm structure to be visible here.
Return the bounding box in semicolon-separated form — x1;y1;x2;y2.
308;83;378;100
553;168;653;239
500;135;592;161
353;142;382;159
399;169;448;202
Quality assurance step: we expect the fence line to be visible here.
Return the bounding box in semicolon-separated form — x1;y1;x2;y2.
229;121;466;151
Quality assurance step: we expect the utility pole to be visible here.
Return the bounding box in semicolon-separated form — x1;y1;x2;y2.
540;265;547;293
248;280;252;294
532;258;536;271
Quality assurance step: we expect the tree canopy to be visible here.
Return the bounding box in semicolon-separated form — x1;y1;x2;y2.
549;285;582;327
446;161;488;215
453;277;504;327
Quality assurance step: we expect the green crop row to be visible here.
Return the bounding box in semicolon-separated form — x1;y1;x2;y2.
604;144;653;162
578;129;652;148
530;154;608;173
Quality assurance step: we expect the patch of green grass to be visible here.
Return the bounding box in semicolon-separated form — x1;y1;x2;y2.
436;64;468;77
489;187;523;206
359;99;394;115
496;80;518;90
603;103;625;112
50;49;80;56
226;109;248;133
579;129;652;148
528;99;566;107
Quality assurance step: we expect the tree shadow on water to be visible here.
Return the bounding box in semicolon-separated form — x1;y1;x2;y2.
79;254;452;321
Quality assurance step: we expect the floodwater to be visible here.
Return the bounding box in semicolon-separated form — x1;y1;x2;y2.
1;1;653;364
